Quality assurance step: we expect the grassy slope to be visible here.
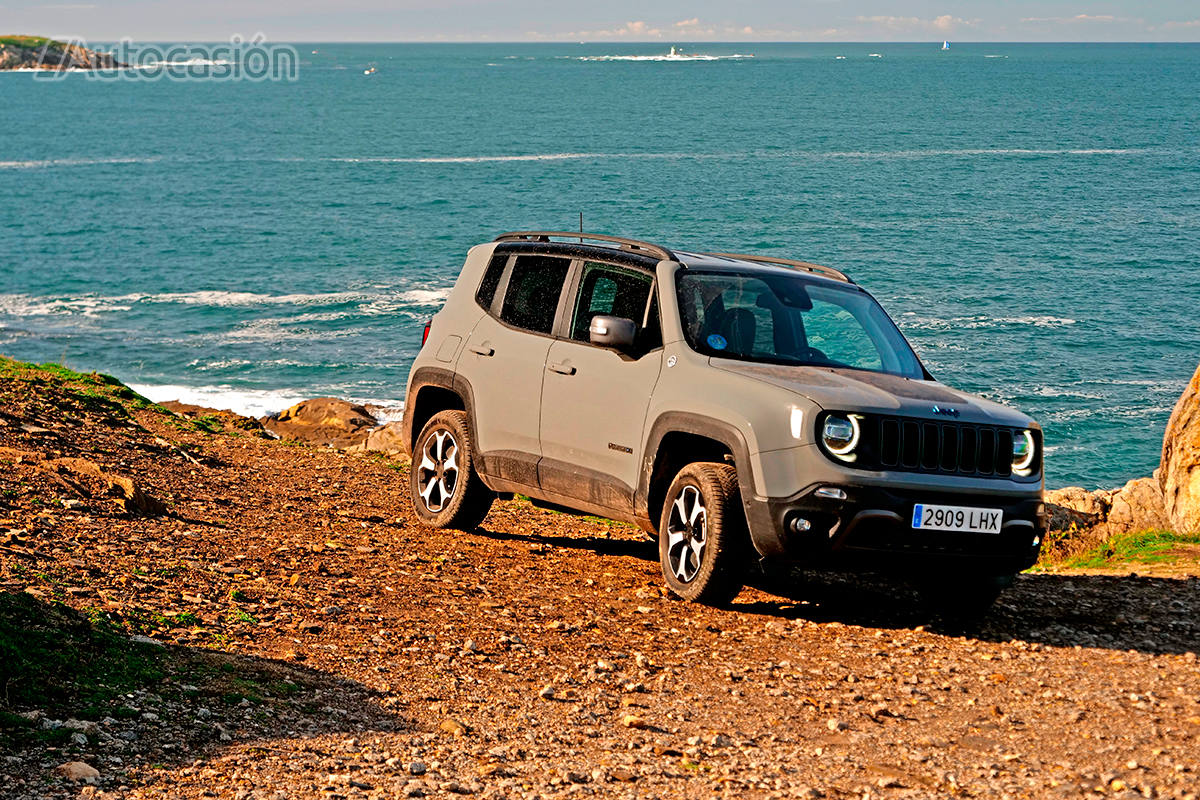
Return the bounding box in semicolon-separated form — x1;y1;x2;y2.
0;35;61;49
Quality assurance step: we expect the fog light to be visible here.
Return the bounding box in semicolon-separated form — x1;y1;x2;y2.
814;487;847;501
790;517;812;534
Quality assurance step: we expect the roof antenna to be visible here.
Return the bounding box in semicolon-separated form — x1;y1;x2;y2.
579;211;584;242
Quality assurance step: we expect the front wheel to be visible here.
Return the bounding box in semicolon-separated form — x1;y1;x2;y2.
409;410;494;530
658;462;747;605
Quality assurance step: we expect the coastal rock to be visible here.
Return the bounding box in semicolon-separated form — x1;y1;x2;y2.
346;421;407;455
1044;486;1112;531
160;401;267;435
0;36;126;70
1160;362;1200;533
1105;476;1169;534
261;398;377;449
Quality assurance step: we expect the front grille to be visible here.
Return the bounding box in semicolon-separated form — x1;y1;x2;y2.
821;413;1037;479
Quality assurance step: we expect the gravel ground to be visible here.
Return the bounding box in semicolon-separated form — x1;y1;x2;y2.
1;371;1198;799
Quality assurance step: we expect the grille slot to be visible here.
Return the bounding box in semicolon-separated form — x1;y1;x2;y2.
868;416;1019;478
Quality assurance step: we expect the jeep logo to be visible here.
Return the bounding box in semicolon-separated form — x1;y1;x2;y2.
932;405;960;418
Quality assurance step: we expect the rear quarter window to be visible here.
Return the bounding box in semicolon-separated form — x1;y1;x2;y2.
476;254;509;311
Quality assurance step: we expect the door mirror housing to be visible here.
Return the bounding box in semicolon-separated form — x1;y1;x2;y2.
588;315;637;351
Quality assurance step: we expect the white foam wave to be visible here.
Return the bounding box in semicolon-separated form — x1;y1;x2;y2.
900;313;1077;330
0;294;132;317
139;290;365;307
128;383;313;418
129;383;404;419
0;156;161;170
333;152;607;164
816;148;1142;159
134;58;231;67
578;53;753;62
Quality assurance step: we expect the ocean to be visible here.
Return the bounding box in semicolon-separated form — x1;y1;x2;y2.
1;42;1197;489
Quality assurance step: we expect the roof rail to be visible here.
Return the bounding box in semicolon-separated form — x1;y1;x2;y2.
701;252;851;283
494;231;675;262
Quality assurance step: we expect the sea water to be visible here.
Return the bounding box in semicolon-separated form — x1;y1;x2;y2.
1;42;1197;488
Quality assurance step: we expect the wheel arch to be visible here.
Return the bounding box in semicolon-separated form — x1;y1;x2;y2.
402;367;477;458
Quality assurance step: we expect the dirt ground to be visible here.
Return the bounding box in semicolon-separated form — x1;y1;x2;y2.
1;369;1198;799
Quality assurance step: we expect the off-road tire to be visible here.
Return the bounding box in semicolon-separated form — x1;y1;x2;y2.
409;410;494;530
658;462;747;605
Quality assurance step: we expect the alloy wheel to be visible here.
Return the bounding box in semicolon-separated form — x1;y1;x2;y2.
666;485;707;583
416;429;459;512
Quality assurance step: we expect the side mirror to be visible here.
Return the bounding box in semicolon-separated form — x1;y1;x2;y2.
589;315;637;351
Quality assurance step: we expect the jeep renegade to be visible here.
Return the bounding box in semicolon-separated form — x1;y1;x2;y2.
401;232;1046;612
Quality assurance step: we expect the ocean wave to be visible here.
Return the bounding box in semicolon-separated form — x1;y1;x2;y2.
128;383;313;418
0;156;162;170
129;382;403;419
0;289;439;317
333;153;612;164
899;313;1077;330
815;148;1144;159
577;53;753;62
134;58;232;67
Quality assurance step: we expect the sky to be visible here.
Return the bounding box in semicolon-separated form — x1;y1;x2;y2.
3;1;1200;42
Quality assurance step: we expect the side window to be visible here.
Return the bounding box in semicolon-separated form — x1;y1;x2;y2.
570;262;653;342
476;254;509;311
498;255;571;334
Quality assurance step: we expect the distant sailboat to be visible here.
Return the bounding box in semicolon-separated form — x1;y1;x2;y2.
941;40;951;51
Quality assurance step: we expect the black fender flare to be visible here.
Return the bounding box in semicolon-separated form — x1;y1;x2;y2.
637;411;784;557
402;367;479;460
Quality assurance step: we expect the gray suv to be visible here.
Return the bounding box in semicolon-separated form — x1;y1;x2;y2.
401;232;1046;612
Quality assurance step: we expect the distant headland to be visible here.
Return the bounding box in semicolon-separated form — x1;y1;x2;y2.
0;35;126;70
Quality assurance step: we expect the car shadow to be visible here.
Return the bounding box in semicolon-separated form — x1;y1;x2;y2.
472;524;658;561
735;569;1200;656
0;592;406;790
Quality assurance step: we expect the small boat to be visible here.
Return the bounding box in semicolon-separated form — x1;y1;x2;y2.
941;40;951;51
868;53;883;58
363;66;376;75
835;55;846;60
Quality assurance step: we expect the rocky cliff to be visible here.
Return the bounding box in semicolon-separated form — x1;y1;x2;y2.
0;35;125;70
1046;360;1200;545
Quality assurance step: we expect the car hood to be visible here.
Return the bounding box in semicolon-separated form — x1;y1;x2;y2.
712;359;1035;427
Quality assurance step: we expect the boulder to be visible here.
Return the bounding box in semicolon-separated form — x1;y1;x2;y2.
261;398;377;449
55;761;100;783
1044;486;1112;532
1160;362;1200;533
1105;476;1169;534
346;421;407;455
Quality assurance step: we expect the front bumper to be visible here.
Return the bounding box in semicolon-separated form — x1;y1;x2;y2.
745;482;1045;575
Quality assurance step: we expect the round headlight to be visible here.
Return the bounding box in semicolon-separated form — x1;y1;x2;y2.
822;414;861;460
1012;429;1036;476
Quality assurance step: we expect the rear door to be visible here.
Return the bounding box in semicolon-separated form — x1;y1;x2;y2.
538;260;663;514
459;253;573;487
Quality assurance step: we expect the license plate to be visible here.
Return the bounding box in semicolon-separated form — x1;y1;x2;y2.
911;503;1002;534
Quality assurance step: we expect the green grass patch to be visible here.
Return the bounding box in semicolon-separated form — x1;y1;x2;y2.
1056;529;1200;569
0;593;165;743
0;35;61;49
0;355;171;422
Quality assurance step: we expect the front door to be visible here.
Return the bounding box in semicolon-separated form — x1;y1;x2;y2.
539;260;662;515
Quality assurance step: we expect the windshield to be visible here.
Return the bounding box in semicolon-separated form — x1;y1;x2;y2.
675;270;925;378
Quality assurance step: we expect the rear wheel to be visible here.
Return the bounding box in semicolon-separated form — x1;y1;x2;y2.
659;462;747;605
410;410;494;530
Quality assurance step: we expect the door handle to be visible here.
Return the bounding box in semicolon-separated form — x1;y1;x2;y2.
468;344;494;357
547;362;576;375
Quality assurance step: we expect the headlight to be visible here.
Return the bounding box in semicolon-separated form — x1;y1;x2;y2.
822;414;861;461
1012;429;1036;476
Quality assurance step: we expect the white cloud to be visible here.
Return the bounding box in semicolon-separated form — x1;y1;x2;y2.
674;18;700;28
856;15;976;33
1158;19;1200;29
1020;14;1123;24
